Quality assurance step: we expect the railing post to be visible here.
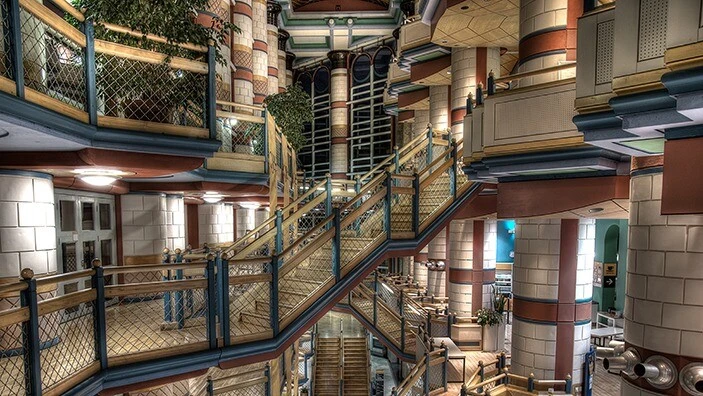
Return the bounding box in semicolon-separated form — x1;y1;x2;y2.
219;253;231;346
275;209;283;255
263;108;270;174
426;127;434;165
476;82;484;106
270;256;280;336
332;206;341;281
442;344;449;391
20;269;41;396
325;173;333;216
393;145;400;173
83;19;97;125
373;290;378;326
400;317;406;351
206;376;214;396
412;172;419;236
162;248;173;323
423;351;430;395
478;361;485;393
175;249;185;330
450;140;457;199
91;259;108;370
385;171;392;240
447;312;453;339
7;0;23;98
398;290;404;317
264;363;272;396
565;374;573;394
206;43;217;140
487;70;495;96
206;255;218;349
527;373;535;392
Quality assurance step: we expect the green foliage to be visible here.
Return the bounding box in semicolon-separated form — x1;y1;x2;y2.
475;308;503;327
491;285;507;314
263;83;313;151
74;0;239;64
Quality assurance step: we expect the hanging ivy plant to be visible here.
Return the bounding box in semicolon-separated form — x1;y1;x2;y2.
263;83;313;151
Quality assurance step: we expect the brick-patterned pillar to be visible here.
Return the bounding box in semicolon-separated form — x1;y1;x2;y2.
511;218;593;384
328;50;350;179
251;0;268;105
621;157;703;395
231;0;254;106
235;206;255;239
196;1;231;102
429;85;450;132
517;0;581;85
450;47;500;141
447;220;498;315
412;110;430;139
197;203;234;244
277;30;290;92
266;2;281;96
255;207;270;228
121;194;185;256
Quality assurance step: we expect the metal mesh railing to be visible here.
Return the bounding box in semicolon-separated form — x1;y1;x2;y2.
228;261;272;342
95;53;207;127
339;180;387;271
428;355;445;393
0;309;26;395
105;269;209;358
19;6;86;109
419;173;451;226
0;0;13;81
38;292;97;389
456;140;471;192
217;118;265;155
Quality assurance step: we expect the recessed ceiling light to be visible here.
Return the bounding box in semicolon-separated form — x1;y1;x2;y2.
73;169;124;186
202;191;224;203
461;6;469;10
588;207;604;213
239;202;261;209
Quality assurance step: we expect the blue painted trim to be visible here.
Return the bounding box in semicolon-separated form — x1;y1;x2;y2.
661;65;703;95
65;182;483;395
92;266;108;369
206;46;217;140
0;169;53;180
8;0;23;98
575;298;593;304
512;295;559;304
664;125;703;140
572;111;622;132
0;92;221;158
630;166;663;177
608;89;676;115
186;168;269;185
575;319;592;326
83;20;97;126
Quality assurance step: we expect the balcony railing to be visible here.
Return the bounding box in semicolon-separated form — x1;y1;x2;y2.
0;126;478;395
1;0;218;139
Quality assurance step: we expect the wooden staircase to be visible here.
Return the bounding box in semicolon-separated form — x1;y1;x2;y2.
342;337;370;396
314;338;341;396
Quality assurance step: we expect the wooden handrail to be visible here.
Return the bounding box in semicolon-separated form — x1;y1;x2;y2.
103;262;207;275
94;39;208;74
418;144;454;178
0;281;28;295
19;0;86;46
279;228;334;278
36;269;95;286
467;374;507;391
49;0;85;22
339;174;385;212
397;139;429;167
105;279;208;298
100;22;208;53
216;110;265;125
216;100;264;112
494;63;576;85
280;192;326;230
419;160;453;190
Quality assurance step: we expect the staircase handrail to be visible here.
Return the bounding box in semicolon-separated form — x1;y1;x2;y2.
358;129;428;183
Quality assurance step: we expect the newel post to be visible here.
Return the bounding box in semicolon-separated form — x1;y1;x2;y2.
332;205;341;281
83;18;97;125
220;252;231;346
91;259;108;370
206;42;217;140
205;254;218;349
20;268;41;395
270;256;280;336
385;170;392;239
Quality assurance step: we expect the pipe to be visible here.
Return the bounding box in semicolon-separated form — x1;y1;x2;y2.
596;347;615;358
680;363;703;394
634;355;677;389
603;348;640;374
608;340;625;354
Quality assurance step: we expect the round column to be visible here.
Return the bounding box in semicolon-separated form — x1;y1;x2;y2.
277;30;290;92
480;219;497;307
517;0;581;85
266;2;282;96
429;85;450;132
328;50;350;179
196;1;231;102
448;219;474;315
428;230;447;263
236;206;256;238
255;207;270;227
198;203;235;244
412;110;430;139
621;158;703;395
414;261;428;289
511;218;593;384
121;194;185;256
251;0;268;105
231;0;254;106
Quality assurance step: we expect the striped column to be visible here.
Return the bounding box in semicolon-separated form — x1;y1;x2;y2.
429;85;450;132
251;0;268;105
196;1;231;102
231;0;254;106
412;110;430;138
447;220;498;315
266;2;282;96
517;0;581;85
450;47;500;141
328;50;350;179
621;157;703;395
235;207;255;239
277;30;290;92
511;218;593;384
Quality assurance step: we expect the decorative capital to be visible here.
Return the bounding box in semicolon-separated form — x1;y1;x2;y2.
327;50;350;69
278;29;290;52
267;1;282;27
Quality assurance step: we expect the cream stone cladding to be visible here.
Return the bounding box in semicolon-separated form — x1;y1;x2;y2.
232;0;254;105
198;203;235;245
121;194;185;256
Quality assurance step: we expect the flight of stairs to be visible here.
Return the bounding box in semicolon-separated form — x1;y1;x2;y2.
342;337;370;396
314;337;341;395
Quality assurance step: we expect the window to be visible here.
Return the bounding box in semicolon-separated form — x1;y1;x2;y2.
99;203;111;230
81;202;94;230
59;200;75;231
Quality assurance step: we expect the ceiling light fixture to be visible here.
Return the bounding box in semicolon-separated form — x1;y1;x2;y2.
239;202;261;210
588;207;604;213
74;169;123;186
202;191;224;204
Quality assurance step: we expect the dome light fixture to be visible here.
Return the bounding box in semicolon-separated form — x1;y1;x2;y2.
239;202;261;210
202;191;223;203
74;169;124;186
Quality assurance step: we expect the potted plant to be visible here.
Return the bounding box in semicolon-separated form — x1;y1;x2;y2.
477;286;508;351
73;0;238;124
263;82;313;151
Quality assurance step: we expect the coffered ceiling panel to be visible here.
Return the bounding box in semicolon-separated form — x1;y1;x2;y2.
432;0;519;49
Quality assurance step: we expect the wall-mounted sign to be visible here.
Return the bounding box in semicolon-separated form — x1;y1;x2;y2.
604;262;617;276
593;261;603;288
604;276;616;288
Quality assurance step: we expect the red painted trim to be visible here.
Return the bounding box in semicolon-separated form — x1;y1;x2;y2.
253;94;265;104
513;298;591;323
476;47;487;87
398;88;430;108
253;40;268;52
53;177;129;195
558;219;578;303
415;252;428;262
186;204;199;248
331;101;347;109
555;323;575;380
566;0;584;61
234;69;253;81
101;369;209;395
129;182;269;195
410;55;452;83
663;139;703;214
519;30;567;63
497;176;629;218
232;2;252;17
331;137;347;145
631;154;664;171
398;110;415;122
331;173;347;180
454;193;497;219
268;66;278;77
294;0;387;12
451;108;466;125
